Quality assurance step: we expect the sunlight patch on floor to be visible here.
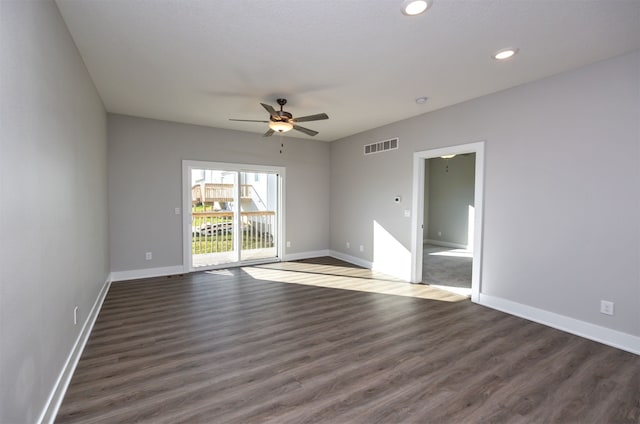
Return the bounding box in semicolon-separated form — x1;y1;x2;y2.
429;284;472;297
257;261;403;282
204;269;234;276
243;263;468;302
428;249;473;258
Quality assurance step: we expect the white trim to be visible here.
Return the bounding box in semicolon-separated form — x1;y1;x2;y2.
328;250;373;270
478;293;640;356
111;265;185;282
38;275;112;424
277;169;285;267
111;252;330;281
283;249;332;262
424;239;469;250
411;155;424;282
411;141;485;303
329;250;411;281
182;161;192;273
187;260;280;273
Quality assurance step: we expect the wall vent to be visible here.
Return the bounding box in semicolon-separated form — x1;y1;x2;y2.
364;138;399;155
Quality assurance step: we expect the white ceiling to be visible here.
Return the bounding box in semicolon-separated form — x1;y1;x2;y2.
56;0;640;142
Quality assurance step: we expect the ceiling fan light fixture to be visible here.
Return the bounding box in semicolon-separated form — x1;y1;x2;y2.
401;0;431;16
269;120;293;133
493;47;519;60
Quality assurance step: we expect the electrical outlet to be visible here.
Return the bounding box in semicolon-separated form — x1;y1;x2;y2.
174;207;181;215
600;300;614;316
359;245;364;252
286;241;291;248
146;252;152;260
437;231;442;237
346;241;350;249
404;209;411;218
73;306;79;325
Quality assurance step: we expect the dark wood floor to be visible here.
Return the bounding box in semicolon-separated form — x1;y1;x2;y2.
56;257;640;423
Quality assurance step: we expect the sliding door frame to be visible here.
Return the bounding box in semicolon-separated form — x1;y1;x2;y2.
182;160;285;273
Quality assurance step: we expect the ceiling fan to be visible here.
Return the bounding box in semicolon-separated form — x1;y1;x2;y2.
229;98;329;137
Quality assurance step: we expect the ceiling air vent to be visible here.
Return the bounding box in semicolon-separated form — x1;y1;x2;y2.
364;137;399;156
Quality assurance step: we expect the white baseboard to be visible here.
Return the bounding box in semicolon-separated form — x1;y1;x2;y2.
371;262;411;282
424;239;470;250
38;275;112;424
282;249;331;262
112;255;340;281
328;250;373;270
329;250;412;281
478;293;640;356
111;265;185;282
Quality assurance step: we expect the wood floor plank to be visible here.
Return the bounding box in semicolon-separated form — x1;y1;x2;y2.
56;257;640;424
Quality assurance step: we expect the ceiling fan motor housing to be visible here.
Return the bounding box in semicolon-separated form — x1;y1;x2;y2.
274;110;293;122
274;99;292;121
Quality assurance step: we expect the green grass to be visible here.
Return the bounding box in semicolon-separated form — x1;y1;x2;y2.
191;206;273;254
192;234;273;254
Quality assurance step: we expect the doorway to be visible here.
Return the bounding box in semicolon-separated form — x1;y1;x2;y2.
422;154;475;296
182;160;284;272
411;142;484;302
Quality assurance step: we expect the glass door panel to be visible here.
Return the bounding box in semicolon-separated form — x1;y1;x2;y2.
191;168;238;268
239;171;278;262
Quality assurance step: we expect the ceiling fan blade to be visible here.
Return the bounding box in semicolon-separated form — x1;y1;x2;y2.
263;128;275;137
293;113;329;123
293;124;318;137
260;103;280;120
229;119;269;123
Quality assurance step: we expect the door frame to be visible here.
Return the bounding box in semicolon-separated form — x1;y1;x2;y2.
410;141;485;302
182;160;285;273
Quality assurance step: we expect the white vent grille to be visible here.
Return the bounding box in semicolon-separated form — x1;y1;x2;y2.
364;138;399;155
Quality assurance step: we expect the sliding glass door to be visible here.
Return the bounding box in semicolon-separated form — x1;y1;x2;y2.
183;161;282;271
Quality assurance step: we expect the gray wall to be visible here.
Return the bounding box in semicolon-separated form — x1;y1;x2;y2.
426;154;475;246
108;114;330;272
0;1;109;423
331;51;640;337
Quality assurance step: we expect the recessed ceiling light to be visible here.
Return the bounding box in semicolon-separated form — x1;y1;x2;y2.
493;48;519;60
401;0;432;16
415;96;428;104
